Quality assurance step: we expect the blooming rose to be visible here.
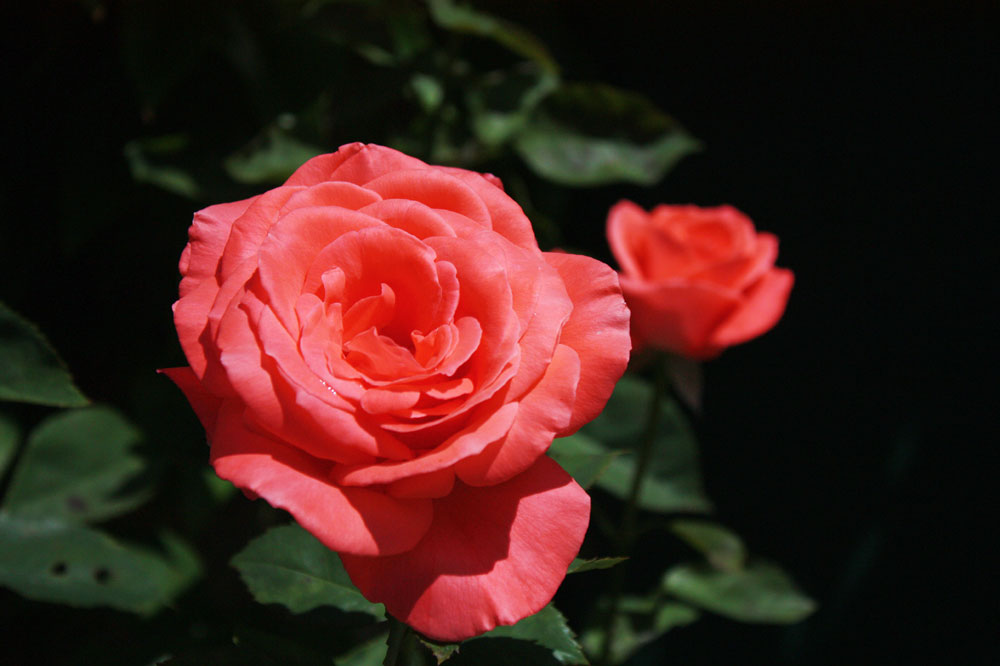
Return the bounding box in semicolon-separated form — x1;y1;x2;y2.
607;201;793;359
162;143;630;641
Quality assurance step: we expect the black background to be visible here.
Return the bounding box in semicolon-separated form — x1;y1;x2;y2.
1;1;996;663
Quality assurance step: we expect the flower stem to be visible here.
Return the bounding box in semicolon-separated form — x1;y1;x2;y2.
598;357;667;665
383;615;412;666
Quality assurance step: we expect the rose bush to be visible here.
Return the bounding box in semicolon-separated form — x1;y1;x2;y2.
607;201;793;359
162;143;631;641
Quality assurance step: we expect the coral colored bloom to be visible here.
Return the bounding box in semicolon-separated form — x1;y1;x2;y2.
607;201;793;359
163;143;631;641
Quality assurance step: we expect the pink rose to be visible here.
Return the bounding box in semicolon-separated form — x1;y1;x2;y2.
607;201;793;359
163;143;631;640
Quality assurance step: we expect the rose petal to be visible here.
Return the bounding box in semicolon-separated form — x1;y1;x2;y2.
621;275;741;359
331;402;518;486
710;267;794;349
159;367;223;434
364;169;492;229
340;455;590;642
438;167;538;251
543;252;631;434
455;344;580;486
210;401;433;556
179;196;257;297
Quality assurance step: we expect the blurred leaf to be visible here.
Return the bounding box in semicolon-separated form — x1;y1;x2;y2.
337;636;388;666
0;302;88;407
2;406;150;524
411;73;445;113
231;523;385;618
225;122;325;185
567;557;628;574
480;604;587;665
467;64;558;147
0;515;199;614
547;433;621;490
124;135;200;199
514;83;701;186
671;520;747;572
581;599;698;665
427;0;559;75
663;561;817;624
585;375;712;514
0;414;18;478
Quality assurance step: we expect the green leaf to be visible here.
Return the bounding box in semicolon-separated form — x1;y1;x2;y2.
663;561;817;624
671;520;747;572
231;523;384;618
123;134;200;199
224;122;325;185
547;433;622;489
567;557;628;575
479;604;587;665
514;83;701;186
0;515;199;614
466;64;558;147
586;375;711;514
2;406;150;524
0;302;88;407
418;636;461;664
337;636;388;666
0;413;18;478
427;0;559;75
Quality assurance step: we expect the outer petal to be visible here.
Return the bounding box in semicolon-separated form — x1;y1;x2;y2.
159;366;223;434
606;200;649;279
709;268;794;348
438;167;539;251
340;456;590;642
621;276;740;359
544;252;631;435
178;196;257;297
210;401;433;556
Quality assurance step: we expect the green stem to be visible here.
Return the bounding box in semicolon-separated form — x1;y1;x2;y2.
383;615;411;666
598;358;667;666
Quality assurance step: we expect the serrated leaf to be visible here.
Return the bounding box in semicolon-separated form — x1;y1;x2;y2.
0;515;199;614
231;523;384;618
224;124;325;185
567;557;628;574
480;604;587;664
663;561;816;624
0;302;88;407
418;636;460;664
0;413;18;478
2;406;150;524
671;520;747;572
547;433;622;489
514;83;700;187
427;0;559;75
585;375;711;514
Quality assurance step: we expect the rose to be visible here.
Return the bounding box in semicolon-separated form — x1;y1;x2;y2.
161;143;631;641
607;201;793;359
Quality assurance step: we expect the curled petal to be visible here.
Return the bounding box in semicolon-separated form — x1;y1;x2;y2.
340;456;590;642
210;401;433;556
544;252;631;434
710;268;794;349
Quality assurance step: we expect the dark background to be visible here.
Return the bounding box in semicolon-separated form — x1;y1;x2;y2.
1;1;995;663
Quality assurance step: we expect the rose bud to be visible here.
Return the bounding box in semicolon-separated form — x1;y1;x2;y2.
607;201;793;359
